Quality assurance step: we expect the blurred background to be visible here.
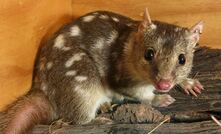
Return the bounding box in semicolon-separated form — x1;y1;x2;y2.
0;0;220;110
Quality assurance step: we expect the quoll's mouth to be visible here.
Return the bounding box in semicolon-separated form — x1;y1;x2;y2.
155;85;171;93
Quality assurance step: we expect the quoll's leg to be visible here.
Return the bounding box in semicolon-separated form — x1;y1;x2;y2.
59;83;110;124
54;75;110;124
180;78;204;97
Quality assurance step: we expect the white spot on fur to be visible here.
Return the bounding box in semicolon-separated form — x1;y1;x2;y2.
75;75;88;82
41;83;48;92
106;30;118;44
82;15;95;22
54;35;71;51
62;47;71;51
70;25;81;36
112;17;119;22
46;62;53;70
65;53;86;68
150;24;157;29
92;31;118;50
99;15;109;20
54;34;64;48
175;27;181;32
93;38;105;49
65;70;77;76
127;23;133;26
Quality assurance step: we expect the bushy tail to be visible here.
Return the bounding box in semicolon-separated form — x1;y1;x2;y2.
0;90;54;134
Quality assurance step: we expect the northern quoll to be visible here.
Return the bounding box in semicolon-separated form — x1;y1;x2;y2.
0;9;204;133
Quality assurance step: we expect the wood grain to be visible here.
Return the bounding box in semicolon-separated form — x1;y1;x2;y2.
0;0;220;110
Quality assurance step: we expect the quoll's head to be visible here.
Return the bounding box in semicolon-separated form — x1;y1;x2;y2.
132;8;203;93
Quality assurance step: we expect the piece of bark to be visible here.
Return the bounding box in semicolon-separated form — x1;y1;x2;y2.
99;104;170;124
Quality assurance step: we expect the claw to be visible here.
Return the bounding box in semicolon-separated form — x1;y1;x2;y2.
196;83;204;90
189;88;197;97
193;86;201;94
184;89;190;95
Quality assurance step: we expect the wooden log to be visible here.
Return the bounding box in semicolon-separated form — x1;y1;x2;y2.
32;120;221;134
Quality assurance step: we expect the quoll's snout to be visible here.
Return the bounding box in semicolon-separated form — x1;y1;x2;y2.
156;79;172;91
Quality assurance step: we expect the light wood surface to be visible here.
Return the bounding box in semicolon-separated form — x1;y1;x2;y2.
0;0;220;109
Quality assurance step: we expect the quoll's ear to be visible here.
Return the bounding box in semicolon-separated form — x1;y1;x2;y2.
138;8;156;33
188;21;204;47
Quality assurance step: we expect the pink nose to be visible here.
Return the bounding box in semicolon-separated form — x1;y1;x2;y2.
156;79;171;90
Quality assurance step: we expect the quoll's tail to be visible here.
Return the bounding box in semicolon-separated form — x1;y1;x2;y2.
0;90;54;134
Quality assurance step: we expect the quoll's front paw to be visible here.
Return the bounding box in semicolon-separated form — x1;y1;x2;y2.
180;78;204;97
152;94;175;107
90;117;114;125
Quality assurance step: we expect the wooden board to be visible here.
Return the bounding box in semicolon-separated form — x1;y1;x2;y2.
0;0;221;110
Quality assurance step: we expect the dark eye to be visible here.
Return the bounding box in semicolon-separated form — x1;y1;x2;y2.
178;54;186;65
144;49;155;61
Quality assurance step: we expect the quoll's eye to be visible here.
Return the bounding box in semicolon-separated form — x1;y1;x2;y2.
178;54;186;65
144;49;155;61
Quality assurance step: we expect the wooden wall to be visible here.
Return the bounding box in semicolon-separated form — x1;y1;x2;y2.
0;0;72;109
0;0;220;110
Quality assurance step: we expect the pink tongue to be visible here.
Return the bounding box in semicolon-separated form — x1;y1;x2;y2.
156;79;171;90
